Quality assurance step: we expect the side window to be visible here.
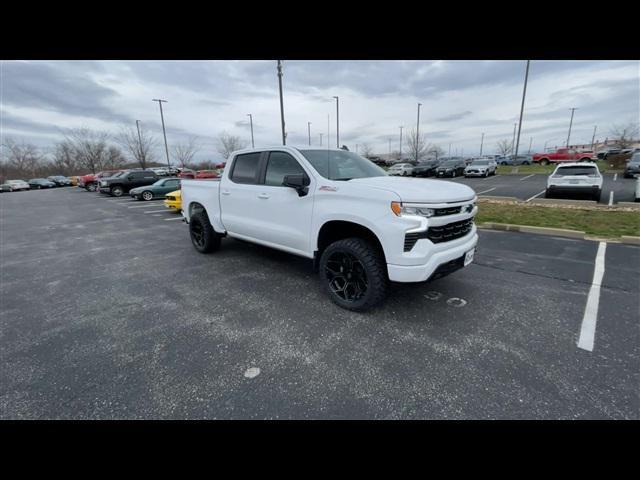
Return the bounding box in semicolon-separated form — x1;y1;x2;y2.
264;152;305;186
167;179;180;187
230;152;262;184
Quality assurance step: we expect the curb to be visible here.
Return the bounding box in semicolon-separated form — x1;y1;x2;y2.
617;202;640;209
478;222;640;245
477;195;520;202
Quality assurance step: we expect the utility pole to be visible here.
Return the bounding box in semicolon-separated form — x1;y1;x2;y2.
528;137;533;154
307;122;312;146
277;60;286;145
336;100;340;148
416;102;422;162
135;120;143;161
399;126;403;159
448;143;451;157
480;132;485;157
247;114;254;148
319;133;323;146
591;125;597;150
513;60;530;163
511;123;517;155
566;107;578;148
388;138;392;156
152;99;171;168
327;114;330;150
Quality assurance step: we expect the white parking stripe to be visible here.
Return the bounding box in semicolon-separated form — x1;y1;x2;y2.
577;242;607;352
127;203;160;208
477;187;496;195
520;174;535;181
526;190;546;202
613;173;617;181
608;191;614;206
144;210;171;214
164;217;183;221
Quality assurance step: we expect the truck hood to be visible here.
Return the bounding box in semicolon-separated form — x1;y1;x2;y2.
348;177;475;203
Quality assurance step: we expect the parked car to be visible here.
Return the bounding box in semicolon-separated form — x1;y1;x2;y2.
164;189;182;211
464;159;497;177
387;163;414;176
411;159;440;177
435;159;467;178
623;153;640;178
195;170;221;179
78;170;122;191
4;180;30;191
129;177;182;201
178;168;196;179
532;148;593;165
546;162;603;201
181;147;478;311
28;178;57;189
99;170;160;197
69;176;80;186
498;155;532;165
1;183;12;192
47;175;72;187
635;174;640;202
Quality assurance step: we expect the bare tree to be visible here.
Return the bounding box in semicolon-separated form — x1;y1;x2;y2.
52;139;79;175
496;139;513;156
172;136;201;168
405;128;429;162
609;122;639;149
426;144;445;160
216;131;247;160
360;143;374;158
116;124;158;170
63;128;112;174
4;137;43;177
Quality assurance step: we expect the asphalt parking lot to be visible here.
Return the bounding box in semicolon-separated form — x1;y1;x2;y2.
431;172;636;204
1;187;639;419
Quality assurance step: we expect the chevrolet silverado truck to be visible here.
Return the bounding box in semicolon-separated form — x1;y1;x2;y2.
181;147;478;311
532;148;593;166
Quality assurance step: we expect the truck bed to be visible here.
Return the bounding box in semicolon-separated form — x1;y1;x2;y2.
180;178;224;233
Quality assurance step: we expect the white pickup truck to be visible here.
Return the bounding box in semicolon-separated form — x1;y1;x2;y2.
181;146;478;311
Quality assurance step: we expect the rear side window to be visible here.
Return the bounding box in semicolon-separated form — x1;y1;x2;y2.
556;166;599;176
264;152;305;186
230;152;262;184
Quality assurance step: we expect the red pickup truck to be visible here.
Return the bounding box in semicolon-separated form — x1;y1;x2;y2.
532;148;594;166
78;170;122;191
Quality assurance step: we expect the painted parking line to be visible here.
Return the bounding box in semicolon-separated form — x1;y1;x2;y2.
613;173;617;181
164;216;183;221
608;191;614;206
577;242;607;352
526;190;546;202
144;210;172;214
520;174;535;181
476;187;497;195
127;203;162;208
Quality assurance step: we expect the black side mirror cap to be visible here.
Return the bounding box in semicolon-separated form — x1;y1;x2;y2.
283;174;310;196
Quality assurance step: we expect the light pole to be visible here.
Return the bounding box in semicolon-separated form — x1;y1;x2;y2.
513;60;530;163
308;122;312;146
480;132;485;157
448;143;451;157
319;133;323;146
388;138;392;156
528;137;533;154
247;114;254;148
135;120;143;160
566;108;578;148
333;96;339;148
152;99;171;168
399;126;403;159
591;125;597;150
277;60;286;145
416;102;422;162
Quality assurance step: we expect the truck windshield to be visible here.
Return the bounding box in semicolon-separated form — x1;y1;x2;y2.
299;150;387;181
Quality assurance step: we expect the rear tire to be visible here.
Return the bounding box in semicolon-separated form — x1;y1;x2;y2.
545;188;552;198
540;159;549;166
593;190;602;202
189;211;221;253
319;237;387;311
110;186;124;197
142;191;153;201
86;183;97;192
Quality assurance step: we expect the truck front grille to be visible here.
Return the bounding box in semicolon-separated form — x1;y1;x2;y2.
404;218;474;251
433;206;462;216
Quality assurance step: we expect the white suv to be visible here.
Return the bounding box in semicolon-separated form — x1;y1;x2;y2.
387;163;414;176
546;162;603;201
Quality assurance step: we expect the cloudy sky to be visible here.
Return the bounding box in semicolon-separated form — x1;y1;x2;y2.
1;60;638;162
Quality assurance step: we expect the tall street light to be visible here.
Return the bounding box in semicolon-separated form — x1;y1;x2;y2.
152;98;171;168
566;108;578;148
513;60;531;163
416;102;422;162
308;122;312;146
511;122;517;155
480;132;485;157
277;60;286;145
247;114;255;148
333;96;339;148
135;120;143;158
591;125;598;150
399;126;403;159
319;133;323;146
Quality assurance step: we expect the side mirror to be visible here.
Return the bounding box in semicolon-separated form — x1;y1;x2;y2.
283;173;310;197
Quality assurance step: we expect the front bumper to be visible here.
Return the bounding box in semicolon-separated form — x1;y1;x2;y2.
436;170;453;177
464;170;487;177
98;186;112;194
387;228;478;282
164;199;181;210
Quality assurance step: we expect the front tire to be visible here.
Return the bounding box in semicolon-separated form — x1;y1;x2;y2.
189;211;221;253
86;183;97;192
141;191;153;201
319;237;387;311
110;186;124;197
540;159;550;166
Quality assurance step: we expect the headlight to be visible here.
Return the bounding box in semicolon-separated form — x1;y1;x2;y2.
391;202;434;217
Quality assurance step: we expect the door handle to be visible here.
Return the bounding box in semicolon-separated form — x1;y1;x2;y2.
221;190;231;195
258;193;270;199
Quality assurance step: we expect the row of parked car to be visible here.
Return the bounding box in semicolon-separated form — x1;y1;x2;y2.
387;157;498;178
0;175;74;192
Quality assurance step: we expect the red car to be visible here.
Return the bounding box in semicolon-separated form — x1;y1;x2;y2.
195;170;220;179
78;170;122;191
532;148;593;166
